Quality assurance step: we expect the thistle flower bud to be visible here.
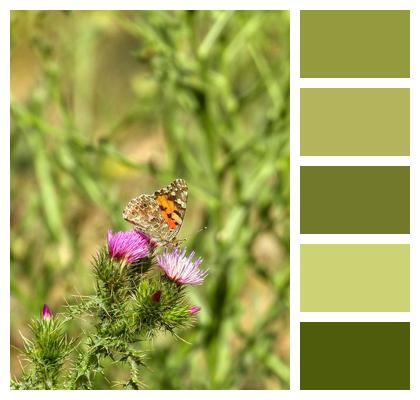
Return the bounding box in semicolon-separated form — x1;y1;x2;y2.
189;306;201;315
42;304;52;320
152;290;162;302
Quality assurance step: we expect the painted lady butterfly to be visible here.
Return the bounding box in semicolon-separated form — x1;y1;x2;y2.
123;178;188;247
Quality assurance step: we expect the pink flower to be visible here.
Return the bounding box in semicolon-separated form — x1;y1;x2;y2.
189;306;201;315
107;229;150;264
42;304;52;320
157;248;208;286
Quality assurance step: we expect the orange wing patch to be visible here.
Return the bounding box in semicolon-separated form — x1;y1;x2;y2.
156;195;180;230
123;178;187;245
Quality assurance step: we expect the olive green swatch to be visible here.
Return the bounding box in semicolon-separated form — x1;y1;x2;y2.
301;10;410;77
300;167;410;234
300;322;410;389
300;244;410;312
301;89;410;156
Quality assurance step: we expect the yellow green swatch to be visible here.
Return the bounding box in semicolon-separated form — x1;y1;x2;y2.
301;89;410;156
301;10;410;78
301;244;410;312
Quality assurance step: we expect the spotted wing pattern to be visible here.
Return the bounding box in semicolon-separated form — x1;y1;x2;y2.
123;179;188;245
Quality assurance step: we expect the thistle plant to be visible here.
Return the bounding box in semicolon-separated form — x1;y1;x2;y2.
12;230;208;390
11;305;74;389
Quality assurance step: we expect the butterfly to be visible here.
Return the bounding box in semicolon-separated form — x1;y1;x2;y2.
123;178;188;247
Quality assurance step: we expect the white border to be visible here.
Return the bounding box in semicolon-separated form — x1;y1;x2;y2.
8;0;296;11
5;0;416;11
409;6;418;395
3;0;420;398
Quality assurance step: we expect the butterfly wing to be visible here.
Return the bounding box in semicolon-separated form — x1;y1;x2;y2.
122;193;165;241
153;178;188;242
122;178;188;245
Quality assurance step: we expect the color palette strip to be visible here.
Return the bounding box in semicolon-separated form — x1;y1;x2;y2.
300;166;410;234
300;322;410;390
300;244;410;312
300;10;410;77
299;8;411;391
301;89;410;156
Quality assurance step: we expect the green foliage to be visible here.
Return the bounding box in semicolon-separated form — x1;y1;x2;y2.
93;247;153;303
134;279;192;336
12;317;74;389
11;10;290;389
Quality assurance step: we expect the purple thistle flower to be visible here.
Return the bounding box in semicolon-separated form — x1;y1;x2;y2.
157;248;208;286
189;305;201;315
107;229;150;264
42;304;52;320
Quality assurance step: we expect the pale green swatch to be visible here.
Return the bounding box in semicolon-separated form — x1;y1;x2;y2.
301;89;410;156
301;244;410;312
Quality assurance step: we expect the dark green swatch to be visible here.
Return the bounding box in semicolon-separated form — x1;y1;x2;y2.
301;89;410;156
300;322;410;390
301;10;410;77
300;167;410;234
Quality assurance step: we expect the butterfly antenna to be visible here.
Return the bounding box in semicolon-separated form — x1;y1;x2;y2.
188;226;207;242
172;226;207;248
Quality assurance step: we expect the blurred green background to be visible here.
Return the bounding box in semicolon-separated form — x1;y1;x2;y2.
10;10;290;389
